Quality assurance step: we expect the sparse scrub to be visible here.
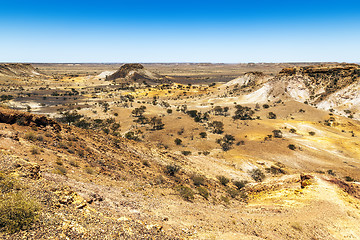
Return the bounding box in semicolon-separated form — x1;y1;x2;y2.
345;176;355;182
174;138;182;145
267;112;277;119
199;132;207;138
249;168;265;182
165;164;181;176
289;128;297;133
197;187;209;200
202;151;210;156
233;180;247;190
272;130;282;138
191;175;206;186
84;167;95;175
217;175;230;186
288;144;296;150
177;186;194;201
0;192;40;233
54;166;67;175
220;195;230;205
125;131;139;141
181;151;191;156
30;146;41;155
69;160;79;167
24;132;36;141
55;159;63;165
227;188;239;198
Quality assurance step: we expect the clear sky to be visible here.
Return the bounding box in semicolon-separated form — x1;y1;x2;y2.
1;0;359;63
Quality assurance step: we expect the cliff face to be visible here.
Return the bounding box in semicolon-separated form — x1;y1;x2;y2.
277;64;360;103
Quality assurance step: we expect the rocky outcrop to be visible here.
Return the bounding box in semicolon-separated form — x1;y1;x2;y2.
0;107;61;131
276;63;360;103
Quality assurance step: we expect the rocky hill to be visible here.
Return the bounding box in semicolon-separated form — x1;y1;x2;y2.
106;64;172;85
232;64;360;119
0;63;43;79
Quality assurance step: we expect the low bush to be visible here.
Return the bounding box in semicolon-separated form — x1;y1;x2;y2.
181;151;191;156
249;169;265;182
233;180;247;190
54;166;67;175
217;175;230;186
197;187;209;200
177;186;194;201
288;144;296;150
191;175;206;186
165;164;180;176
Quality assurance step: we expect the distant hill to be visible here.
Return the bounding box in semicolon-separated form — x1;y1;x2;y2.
0;63;43;78
106;63;172;85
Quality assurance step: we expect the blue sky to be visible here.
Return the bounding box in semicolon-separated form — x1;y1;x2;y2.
1;0;359;63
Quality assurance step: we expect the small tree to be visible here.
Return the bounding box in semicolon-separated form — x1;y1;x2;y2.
210;121;224;134
150;117;164;130
217;134;235;151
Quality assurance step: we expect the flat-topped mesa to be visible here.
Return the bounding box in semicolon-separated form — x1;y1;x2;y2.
106;63;172;85
107;63;144;80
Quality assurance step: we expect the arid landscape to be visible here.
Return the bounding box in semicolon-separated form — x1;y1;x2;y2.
0;62;359;239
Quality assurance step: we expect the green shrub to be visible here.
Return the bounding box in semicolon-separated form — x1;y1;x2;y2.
220;195;230;205
191;175;206;186
289;128;297;133
217;175;230;186
177;186;194;201
125;131;139;141
55;159;63;165
174;138;182;145
181;151;191;156
165;164;180;176
345;176;355;182
24;132;36;141
249;169;265;182
288;144;296;150
199;132;207;138
84;167;94;175
0;173;18;193
227;188;239;198
0;192;40;233
308;131;316;136
30;146;40;155
233;180;247;190
202;151;210;156
197;187;209;200
54;166;67;175
69;160;79;167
